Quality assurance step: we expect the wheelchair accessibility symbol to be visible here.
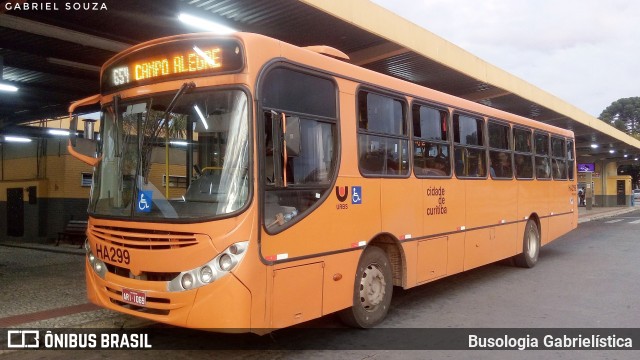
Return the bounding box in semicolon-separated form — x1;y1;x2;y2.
137;191;152;212
352;186;362;205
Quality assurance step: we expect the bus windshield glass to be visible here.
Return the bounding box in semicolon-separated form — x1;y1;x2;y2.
90;89;250;220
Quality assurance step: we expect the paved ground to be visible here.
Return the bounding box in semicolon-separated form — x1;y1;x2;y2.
0;205;637;331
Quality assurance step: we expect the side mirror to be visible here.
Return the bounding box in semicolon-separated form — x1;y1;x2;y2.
284;116;301;157
69;115;78;147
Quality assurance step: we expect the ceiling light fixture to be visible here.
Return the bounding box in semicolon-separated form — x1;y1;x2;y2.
4;136;31;142
178;13;236;35
0;83;18;92
48;129;70;136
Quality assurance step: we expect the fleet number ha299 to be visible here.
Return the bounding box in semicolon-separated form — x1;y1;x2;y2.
95;243;131;264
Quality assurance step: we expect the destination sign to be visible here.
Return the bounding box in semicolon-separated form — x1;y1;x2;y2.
102;38;244;93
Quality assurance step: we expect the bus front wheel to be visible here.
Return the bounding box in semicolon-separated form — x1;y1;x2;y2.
513;219;540;268
339;246;393;328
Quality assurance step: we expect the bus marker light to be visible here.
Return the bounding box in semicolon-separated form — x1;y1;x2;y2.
458;226;466;231
229;243;246;255
399;234;412;240
264;253;288;261
351;241;366;248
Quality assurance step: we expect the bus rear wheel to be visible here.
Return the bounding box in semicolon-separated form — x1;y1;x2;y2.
513;219;540;268
339;246;393;328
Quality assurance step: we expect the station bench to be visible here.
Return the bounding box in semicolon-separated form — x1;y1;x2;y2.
56;220;88;247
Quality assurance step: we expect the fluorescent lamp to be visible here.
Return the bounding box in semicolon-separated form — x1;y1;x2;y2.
609;149;615;154
590;144;599;149
0;83;18;92
193;105;209;130
5;136;31;143
624;154;629;158
48;129;70;136
178;13;236;35
170;141;188;146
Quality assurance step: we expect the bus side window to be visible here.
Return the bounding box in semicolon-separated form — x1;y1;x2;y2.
453;113;485;178
412;104;451;177
551;137;567;180
513;127;534;179
358;91;409;177
488;120;512;179
534;132;550;179
566;140;575;180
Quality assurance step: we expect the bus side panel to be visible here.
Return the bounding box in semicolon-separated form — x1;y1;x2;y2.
518;180;550;243
464;179;518;270
380;178;422;243
490;179;519;260
545;181;576;245
416;236;448;283
422;179;465;277
270;262;324;329
322;251;362;315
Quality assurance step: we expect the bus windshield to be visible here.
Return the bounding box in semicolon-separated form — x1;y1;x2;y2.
90;89;250;220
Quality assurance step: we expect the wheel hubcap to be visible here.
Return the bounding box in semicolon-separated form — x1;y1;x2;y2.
359;263;386;311
526;228;539;258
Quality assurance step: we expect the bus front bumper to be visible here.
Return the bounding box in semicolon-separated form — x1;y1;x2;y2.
85;260;252;331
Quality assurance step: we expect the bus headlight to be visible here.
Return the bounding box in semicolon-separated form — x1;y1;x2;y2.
181;273;194;290
199;265;215;283
167;241;249;292
218;254;233;272
85;241;107;279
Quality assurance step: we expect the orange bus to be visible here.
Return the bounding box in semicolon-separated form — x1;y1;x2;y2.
68;32;578;332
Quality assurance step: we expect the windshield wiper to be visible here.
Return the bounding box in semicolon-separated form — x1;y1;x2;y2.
161;82;196;121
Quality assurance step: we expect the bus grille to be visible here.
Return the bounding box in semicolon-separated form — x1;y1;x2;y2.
89;225;199;250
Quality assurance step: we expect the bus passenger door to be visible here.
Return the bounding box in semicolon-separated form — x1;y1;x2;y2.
260;110;352;326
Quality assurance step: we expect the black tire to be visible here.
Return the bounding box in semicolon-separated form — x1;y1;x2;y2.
513;219;540;268
339;246;393;328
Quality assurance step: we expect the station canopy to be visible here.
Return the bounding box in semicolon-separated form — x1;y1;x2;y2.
1;0;639;160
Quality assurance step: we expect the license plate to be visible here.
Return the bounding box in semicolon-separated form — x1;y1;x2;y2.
122;288;146;306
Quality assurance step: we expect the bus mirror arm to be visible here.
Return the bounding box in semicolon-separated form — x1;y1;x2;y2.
67;139;102;167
